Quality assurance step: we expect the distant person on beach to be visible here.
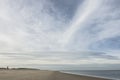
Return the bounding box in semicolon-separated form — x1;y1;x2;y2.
7;66;9;70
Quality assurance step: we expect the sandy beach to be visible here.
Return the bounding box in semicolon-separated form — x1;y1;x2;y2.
0;70;111;80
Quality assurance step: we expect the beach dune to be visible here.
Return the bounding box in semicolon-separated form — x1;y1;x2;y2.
0;70;110;80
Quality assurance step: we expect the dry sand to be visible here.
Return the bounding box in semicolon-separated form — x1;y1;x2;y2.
0;70;110;80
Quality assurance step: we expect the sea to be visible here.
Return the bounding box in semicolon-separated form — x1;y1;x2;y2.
60;70;120;80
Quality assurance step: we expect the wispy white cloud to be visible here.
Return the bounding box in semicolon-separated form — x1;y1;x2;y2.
0;0;68;52
59;0;103;47
66;0;120;51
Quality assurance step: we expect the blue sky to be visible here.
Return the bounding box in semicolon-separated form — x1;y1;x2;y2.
0;0;120;70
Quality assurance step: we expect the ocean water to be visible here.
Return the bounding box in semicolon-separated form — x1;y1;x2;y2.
61;70;120;80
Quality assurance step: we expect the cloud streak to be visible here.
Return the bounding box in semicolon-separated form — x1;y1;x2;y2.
0;51;119;66
60;0;103;47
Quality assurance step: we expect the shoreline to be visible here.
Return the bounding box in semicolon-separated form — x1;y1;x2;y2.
0;70;111;80
60;71;113;80
57;71;111;80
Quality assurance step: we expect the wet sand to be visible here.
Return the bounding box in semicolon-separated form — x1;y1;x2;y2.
0;70;110;80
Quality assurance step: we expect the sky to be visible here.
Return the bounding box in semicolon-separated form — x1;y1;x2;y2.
0;0;120;70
